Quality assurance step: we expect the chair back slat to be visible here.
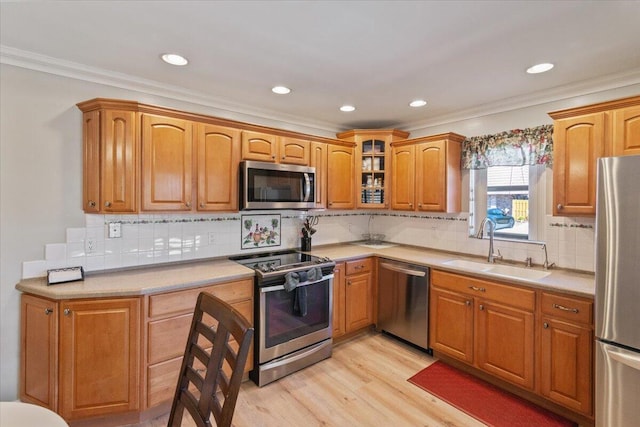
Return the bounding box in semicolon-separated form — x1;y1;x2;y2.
168;292;254;427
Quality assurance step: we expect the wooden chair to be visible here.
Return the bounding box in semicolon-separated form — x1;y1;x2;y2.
168;292;254;427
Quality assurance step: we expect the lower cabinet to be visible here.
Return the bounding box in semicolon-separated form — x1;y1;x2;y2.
333;258;374;338
19;278;254;424
429;269;594;419
21;294;141;421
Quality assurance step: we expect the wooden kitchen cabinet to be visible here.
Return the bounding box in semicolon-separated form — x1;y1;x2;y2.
539;292;593;416
310;142;328;209
279;136;310;165
196;123;241;211
549;95;640;216
344;258;374;332
241;130;279;162
79;105;138;213
327;142;356;209
144;278;253;409
337;129;409;209
332;262;346;338
141;114;193;211
20;294;58;410
429;270;536;389
58;297;140;420
391;133;463;212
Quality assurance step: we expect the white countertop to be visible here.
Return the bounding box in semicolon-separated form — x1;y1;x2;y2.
16;243;595;299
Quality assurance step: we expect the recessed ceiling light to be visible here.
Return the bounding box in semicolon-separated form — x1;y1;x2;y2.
161;53;188;66
526;63;554;74
272;86;291;95
340;105;356;112
409;99;427;108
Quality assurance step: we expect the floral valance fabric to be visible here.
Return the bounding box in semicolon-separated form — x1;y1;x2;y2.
461;124;553;169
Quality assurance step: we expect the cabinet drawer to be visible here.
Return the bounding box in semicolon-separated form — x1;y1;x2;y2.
431;270;535;311
148;314;192;364
346;258;372;275
148;279;253;318
147;357;181;408
541;292;593;325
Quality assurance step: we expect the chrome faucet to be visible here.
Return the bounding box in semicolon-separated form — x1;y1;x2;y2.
541;243;555;270
476;217;503;263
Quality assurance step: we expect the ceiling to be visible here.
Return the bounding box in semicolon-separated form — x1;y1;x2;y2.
2;1;640;132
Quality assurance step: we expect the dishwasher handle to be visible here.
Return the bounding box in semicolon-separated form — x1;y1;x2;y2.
380;262;426;277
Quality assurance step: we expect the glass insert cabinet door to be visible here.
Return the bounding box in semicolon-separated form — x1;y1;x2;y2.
360;139;386;207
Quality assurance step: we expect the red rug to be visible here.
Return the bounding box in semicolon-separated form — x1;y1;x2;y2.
408;361;576;427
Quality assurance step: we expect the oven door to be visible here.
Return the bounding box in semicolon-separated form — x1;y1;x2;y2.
258;275;333;363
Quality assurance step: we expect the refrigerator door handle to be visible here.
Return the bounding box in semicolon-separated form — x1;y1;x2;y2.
607;346;640;371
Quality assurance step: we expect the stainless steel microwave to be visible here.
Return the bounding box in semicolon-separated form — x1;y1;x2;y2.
240;161;316;210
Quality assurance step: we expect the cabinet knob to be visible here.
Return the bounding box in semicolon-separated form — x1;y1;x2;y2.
347;281;351;286
543;322;549;329
557;204;563;210
465;300;471;306
44;308;53;315
409;203;413;207
185;202;191;208
104;201;112;207
479;304;485;311
282;156;286;160
88;201;96;208
272;155;276;159
63;308;71;316
418;204;422;208
200;203;205;208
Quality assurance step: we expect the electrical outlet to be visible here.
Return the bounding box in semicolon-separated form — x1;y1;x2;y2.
108;222;122;238
208;232;216;245
86;237;96;254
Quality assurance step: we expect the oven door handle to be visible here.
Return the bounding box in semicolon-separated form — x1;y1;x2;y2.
261;274;334;293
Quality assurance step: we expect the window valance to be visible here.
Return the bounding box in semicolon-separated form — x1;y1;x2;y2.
461;124;553;170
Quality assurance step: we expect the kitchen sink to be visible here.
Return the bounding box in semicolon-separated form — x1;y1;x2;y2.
442;259;551;280
441;259;493;272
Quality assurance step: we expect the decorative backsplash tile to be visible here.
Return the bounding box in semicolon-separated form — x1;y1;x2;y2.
21;211;595;279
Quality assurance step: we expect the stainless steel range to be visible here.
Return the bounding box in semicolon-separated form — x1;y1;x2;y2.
230;250;335;386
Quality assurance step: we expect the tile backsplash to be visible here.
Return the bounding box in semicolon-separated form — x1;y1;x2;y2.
22;211;595;279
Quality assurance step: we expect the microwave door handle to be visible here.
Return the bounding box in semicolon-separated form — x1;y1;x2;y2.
303;173;311;202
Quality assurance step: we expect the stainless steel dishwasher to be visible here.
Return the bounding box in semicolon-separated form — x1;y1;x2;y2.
377;259;430;351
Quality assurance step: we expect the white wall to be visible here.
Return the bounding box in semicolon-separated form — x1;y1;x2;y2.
1;63;639;400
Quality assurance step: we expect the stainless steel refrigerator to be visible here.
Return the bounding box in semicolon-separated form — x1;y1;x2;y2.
595;155;640;427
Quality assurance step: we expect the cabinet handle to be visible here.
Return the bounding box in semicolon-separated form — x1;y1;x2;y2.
465;300;471;306
44;308;53;315
63;308;71;316
543;322;549;329
354;265;364;270
557;204;563;210
552;303;579;314
468;286;486;292
88;200;96;208
479;304;485;311
104;201;112;207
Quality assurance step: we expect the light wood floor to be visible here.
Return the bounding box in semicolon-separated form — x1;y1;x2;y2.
142;331;484;427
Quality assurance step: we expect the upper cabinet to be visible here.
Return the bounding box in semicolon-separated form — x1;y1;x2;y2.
337;129;409;209
79;104;138;213
241;131;310;165
310;142;328;209
549;95;640;216
391;133;464;213
327;142;355;209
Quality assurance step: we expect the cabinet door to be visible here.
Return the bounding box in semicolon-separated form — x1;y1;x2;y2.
196;123;240;211
540;317;593;415
59;298;140;420
20;294;58;410
553;113;605;216
345;272;373;332
102;110;137;213
141;114;193;211
83;110;101;213
429;287;474;363
241;131;278;162
416;140;461;212
279;136;310;165
310;142;328;209
327;144;355;209
612;105;640;156
332;262;346;338
391;144;415;210
475;300;535;390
